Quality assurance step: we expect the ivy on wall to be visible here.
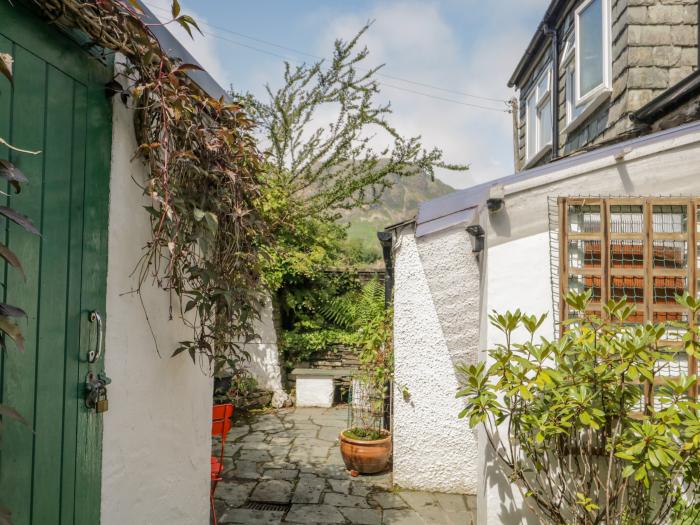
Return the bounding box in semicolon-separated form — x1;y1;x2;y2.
30;0;266;368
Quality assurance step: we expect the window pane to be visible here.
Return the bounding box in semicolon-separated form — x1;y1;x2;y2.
539;98;552;147
568;204;601;232
653;276;687;304
568;274;602;301
610;275;644;303
610;239;643;268
655;349;689;376
652;240;687;269
537;69;550;99
655;311;688;341
527;94;537;158
653;205;687;233
578;0;604;98
567;68;585;122
569;239;601;269
562;31;575;62
610;204;644;233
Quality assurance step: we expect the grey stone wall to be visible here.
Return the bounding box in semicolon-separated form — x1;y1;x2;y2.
516;0;698;169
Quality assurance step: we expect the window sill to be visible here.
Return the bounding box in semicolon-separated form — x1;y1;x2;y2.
563;89;611;135
523;144;552;169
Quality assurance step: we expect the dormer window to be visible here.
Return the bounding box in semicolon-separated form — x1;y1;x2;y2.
574;0;611;105
561;0;612;132
525;63;553;164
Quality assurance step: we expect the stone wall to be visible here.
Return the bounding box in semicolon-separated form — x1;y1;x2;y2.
516;0;699;169
304;345;361;370
604;0;698;136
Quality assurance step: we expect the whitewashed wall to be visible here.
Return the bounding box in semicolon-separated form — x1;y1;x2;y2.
477;232;552;525
392;224;480;494
242;300;288;407
100;95;212;525
391;123;700;523
476;125;700;524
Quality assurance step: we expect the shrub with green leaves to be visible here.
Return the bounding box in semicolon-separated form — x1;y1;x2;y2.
457;291;700;525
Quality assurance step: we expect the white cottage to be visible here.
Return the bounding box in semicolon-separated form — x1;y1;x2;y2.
389;0;700;523
0;2;284;524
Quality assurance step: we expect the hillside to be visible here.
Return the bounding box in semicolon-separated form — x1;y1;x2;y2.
339;173;456;265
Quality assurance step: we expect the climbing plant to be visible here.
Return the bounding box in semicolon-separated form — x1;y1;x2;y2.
0;54;41;525
29;0;266;368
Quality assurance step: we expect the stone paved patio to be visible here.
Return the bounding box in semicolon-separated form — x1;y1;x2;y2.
213;406;476;524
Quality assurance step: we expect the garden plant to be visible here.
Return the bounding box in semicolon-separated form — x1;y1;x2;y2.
457;291;700;525
322;278;393;439
236;25;466;371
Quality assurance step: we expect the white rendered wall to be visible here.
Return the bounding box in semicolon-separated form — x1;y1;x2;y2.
392;225;480;494
476;130;700;524
242;300;288;408
477;232;552;525
100;95;212;525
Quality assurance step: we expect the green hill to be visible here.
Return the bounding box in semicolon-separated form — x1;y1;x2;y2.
339;173;455;265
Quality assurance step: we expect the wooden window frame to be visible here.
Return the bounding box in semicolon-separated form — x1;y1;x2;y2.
559;197;699;405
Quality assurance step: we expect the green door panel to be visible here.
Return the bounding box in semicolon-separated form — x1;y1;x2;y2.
0;1;113;523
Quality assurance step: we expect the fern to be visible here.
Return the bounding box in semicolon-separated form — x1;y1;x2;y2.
320;278;384;332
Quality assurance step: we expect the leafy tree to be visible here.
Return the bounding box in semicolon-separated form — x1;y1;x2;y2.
236;24;465;366
457;291;700;525
244;23;466;223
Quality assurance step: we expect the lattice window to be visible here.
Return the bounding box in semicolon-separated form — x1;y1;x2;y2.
559;198;699;405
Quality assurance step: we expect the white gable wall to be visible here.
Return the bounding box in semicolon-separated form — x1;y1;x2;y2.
477;125;700;524
101;71;287;522
478;232;553;525
392;224;480;494
391;122;700;521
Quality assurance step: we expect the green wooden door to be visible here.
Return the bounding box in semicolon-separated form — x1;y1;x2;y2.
0;2;112;524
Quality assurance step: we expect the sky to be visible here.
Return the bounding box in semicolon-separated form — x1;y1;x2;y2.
146;0;549;189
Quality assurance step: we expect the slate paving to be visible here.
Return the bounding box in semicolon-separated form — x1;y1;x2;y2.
213;406;476;524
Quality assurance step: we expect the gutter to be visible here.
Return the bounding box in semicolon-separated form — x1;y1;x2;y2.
632;70;700;125
508;0;566;88
494;120;700;198
377;232;394;307
544;24;560;158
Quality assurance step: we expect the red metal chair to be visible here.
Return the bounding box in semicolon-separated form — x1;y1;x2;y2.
211;403;234;525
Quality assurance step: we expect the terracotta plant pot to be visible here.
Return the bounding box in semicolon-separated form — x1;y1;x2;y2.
339;430;392;474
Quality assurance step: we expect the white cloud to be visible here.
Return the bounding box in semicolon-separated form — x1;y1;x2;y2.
144;0;229;88
311;0;547;188
143;0;550;189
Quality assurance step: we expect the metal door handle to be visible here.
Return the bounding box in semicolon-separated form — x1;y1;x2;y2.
88;310;103;363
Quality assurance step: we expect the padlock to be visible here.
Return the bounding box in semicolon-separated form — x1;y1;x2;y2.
85;371;111;413
96;388;109;413
97;372;111;413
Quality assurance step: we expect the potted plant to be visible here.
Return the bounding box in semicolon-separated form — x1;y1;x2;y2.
339;370;392;474
323;279;394;474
